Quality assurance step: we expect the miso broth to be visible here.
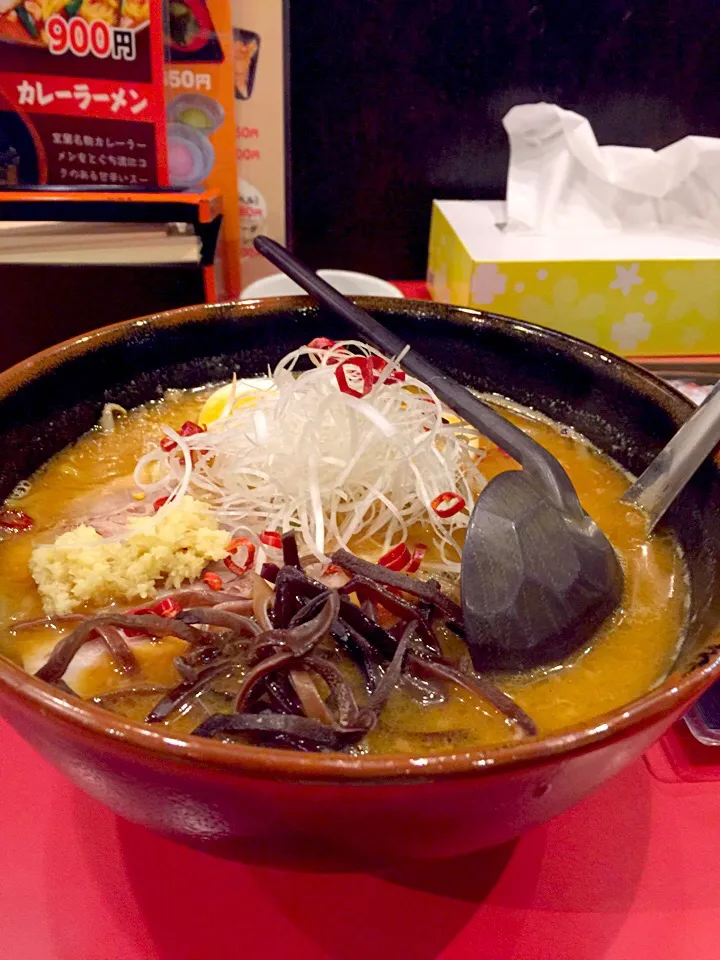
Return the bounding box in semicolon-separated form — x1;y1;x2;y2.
0;382;688;755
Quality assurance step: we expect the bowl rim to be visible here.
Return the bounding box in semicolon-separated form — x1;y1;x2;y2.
1;296;718;782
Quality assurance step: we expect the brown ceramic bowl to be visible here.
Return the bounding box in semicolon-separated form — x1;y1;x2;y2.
0;298;719;866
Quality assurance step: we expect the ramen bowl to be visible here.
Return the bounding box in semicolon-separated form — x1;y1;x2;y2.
0;298;718;865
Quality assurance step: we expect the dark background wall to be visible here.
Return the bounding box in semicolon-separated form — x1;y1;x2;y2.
289;0;720;279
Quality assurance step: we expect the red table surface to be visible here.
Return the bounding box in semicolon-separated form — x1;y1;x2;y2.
4;280;720;959
3;718;720;960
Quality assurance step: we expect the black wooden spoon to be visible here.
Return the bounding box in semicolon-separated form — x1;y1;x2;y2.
254;236;623;670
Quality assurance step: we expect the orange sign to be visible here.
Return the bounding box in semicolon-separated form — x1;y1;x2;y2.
232;0;288;291
165;0;240;299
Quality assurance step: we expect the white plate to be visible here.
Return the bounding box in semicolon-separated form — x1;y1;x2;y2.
240;269;404;300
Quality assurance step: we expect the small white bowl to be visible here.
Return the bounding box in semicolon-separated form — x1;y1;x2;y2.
240;269;404;300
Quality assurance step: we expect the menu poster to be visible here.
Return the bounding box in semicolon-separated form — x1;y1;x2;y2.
165;0;240;298
0;0;168;187
231;0;288;290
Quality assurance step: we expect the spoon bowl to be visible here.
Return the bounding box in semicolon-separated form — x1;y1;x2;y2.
462;469;622;669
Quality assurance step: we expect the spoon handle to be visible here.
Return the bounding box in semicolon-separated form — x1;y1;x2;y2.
622;379;720;532
254;237;583;517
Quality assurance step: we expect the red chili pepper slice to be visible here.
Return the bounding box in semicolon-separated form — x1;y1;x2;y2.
180;421;206;437
160;421;205;453
225;556;251;576
202;571;224;591
308;337;337;350
0;508;34;532
335;356;375;398
225;537;256;576
370;355;406;384
430;491;466;518
405;543;427;574
378;542;412;571
152;597;182;619
259;530;282;549
122;597;181;636
228;536;255;556
153;496;169;512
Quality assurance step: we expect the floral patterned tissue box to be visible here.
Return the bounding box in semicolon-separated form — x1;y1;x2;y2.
427;200;720;357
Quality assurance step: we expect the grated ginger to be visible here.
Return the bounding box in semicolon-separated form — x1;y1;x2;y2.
29;496;230;615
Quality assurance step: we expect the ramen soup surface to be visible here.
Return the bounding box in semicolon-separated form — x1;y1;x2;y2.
0;386;687;755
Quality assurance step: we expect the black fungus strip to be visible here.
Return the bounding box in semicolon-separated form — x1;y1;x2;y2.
275;567;399;660
333;621;384;691
235;594;341;710
361;599;377;622
407;653;537;737
399;672;449;705
260;562;280;583
288;667;333;724
341;576;419;621
174;656;198;682
175;607;262;635
288;590;331;627
214;599;255;614
415;599;435;622
192;711;369;751
271;567;306;627
35;614;208;683
175;641;227;676
340;575;441;654
303;654;362;727
368;622;416;716
244;633;292;665
412;601;442;655
330;549;463;620
146;659;237;722
264;673;304;715
92;623;139;676
234;650;299;712
254;592;274;632
93;684;169;707
110;613;208;645
246;592;340;664
282;531;302;569
156;585;253;607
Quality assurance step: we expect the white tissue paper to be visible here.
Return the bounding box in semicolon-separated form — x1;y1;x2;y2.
427;103;720;356
503;102;720;237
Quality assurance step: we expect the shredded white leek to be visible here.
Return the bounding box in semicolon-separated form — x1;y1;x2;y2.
133;341;488;572
99;403;127;433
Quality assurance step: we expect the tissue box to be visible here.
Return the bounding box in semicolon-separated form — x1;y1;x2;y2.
428;200;720;357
